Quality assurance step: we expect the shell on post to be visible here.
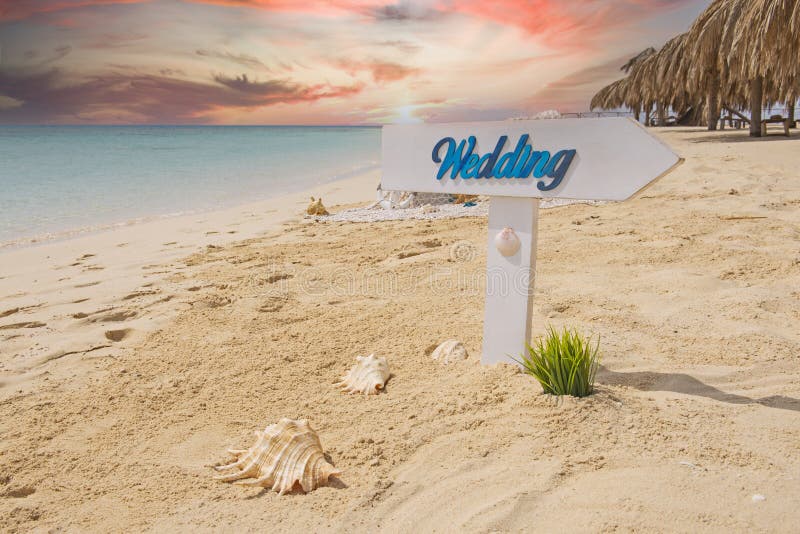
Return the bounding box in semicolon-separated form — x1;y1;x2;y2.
213;418;340;495
336;354;390;395
494;227;521;257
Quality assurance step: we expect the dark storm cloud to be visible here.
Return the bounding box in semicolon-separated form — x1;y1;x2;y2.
366;2;443;22
40;45;72;64
0;68;364;123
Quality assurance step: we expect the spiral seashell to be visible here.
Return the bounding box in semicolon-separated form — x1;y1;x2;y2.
336;354;390;395
494;227;521;257
214;418;341;495
306;196;329;216
431;339;469;364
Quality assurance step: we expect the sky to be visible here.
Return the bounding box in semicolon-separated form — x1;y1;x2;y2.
0;0;711;125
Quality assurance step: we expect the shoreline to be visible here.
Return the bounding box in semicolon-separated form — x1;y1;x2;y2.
0;162;382;252
0;167;380;386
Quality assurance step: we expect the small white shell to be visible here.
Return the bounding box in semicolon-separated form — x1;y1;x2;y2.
214;418;340;495
494;227;521;257
431;339;469;364
336;354;390;395
421;204;438;214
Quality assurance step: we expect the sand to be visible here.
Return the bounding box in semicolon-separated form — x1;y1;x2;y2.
1;127;799;532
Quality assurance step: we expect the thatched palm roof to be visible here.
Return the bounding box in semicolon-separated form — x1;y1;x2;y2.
687;0;800;106
590;78;630;110
726;0;800;101
591;0;800;131
591;35;696;115
621;47;656;73
590;48;656;112
655;34;689;96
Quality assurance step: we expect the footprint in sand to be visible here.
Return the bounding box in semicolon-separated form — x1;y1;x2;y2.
192;294;231;309
92;309;137;323
74;281;101;288
0;307;19;318
397;250;426;259
258;296;287;313
162;241;177;246
0;321;46;330
263;273;292;284
145;295;173;307
104;328;132;342
72;298;90;304
78;254;96;260
1;485;36;498
122;289;159;301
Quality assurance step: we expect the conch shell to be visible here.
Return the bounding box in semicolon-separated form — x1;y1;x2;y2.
494;227;521;257
431;339;469;364
307;196;329;216
454;194;478;204
336;354;390;395
214;418;340;495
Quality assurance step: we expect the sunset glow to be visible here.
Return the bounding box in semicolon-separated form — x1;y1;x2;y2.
0;0;711;124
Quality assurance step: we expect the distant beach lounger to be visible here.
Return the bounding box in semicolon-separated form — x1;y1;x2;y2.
761;115;791;137
719;115;747;129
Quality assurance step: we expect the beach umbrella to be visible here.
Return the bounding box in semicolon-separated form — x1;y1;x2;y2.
621;47;657;73
653;33;702;120
726;0;800;133
626;51;659;122
627;34;695;125
590;48;656;121
590;78;630;111
593;38;699;126
683;0;749;130
688;0;800;136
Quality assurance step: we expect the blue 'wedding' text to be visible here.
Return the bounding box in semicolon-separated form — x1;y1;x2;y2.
431;134;576;191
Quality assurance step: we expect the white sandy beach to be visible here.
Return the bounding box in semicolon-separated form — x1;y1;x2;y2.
1;127;800;532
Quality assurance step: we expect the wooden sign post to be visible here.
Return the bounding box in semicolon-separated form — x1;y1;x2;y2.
381;117;681;365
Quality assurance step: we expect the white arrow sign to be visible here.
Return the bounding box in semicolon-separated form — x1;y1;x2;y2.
381;117;682;365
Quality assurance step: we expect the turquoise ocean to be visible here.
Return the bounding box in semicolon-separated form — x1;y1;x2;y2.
0;126;381;246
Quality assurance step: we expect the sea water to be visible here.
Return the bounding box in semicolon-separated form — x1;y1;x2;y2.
0;125;381;246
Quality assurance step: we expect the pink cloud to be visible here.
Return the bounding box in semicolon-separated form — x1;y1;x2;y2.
442;0;696;47
337;59;420;83
2;0;694;36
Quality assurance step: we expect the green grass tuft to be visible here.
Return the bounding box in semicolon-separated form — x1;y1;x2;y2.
514;326;600;397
